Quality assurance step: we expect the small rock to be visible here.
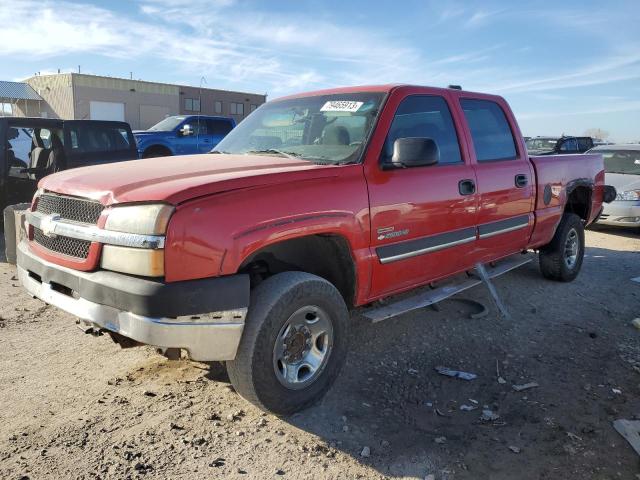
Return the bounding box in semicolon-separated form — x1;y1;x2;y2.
380;440;390;448
508;446;521;454
275;468;285;475
512;382;539;392
360;446;371;457
631;318;640;330
612;388;622;395
143;390;157;397
209;458;225;467
256;418;267;427
342;425;349;432
480;409;500;422
460;404;477;412
434;436;447;444
407;368;419;375
497;376;507;384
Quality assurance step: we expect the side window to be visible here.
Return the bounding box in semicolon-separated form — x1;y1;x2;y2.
207;119;233;136
577;138;592;151
460;99;517;162
382;95;462;164
68;124;131;155
560;138;578;152
191;120;209;135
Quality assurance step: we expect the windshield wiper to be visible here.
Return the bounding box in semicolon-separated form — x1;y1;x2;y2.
246;149;303;160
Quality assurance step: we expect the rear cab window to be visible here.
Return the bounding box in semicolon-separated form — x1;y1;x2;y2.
382;95;463;165
460;99;517;162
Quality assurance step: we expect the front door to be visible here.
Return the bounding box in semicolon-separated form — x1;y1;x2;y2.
457;97;535;264
366;92;478;299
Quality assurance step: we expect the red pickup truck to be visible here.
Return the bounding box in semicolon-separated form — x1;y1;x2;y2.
16;85;610;414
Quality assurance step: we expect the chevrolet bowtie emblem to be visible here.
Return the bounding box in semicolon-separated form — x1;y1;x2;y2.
40;213;61;238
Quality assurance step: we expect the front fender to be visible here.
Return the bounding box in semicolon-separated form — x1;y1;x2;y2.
163;165;371;284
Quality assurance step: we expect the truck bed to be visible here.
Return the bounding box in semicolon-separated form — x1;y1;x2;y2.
528;153;604;249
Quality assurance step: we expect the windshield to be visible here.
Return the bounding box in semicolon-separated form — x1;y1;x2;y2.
148;116;186;131
526;137;558;151
213;92;385;164
599;150;640;175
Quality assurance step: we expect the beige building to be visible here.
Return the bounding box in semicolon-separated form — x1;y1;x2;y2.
12;73;266;129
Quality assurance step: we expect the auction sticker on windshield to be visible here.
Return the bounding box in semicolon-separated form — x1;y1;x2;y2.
320;101;363;112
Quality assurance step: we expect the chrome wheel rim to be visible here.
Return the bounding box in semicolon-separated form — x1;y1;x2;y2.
564;228;579;269
272;305;333;390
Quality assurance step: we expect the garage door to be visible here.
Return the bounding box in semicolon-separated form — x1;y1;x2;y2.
89;101;125;121
139;105;171;129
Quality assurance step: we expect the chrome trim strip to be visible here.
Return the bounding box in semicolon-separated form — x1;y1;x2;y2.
26;210;165;249
379;235;476;264
478;223;528;239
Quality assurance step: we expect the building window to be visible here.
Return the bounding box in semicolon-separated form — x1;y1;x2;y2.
184;98;201;112
214;101;222;113
1;102;12;116
230;102;244;115
250;104;258;112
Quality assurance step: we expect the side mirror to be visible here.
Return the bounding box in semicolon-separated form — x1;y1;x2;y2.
390;137;439;168
179;124;194;137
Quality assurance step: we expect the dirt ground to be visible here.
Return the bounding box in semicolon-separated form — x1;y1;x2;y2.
0;226;639;480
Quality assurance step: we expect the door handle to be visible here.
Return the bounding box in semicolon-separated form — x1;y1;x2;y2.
515;174;528;188
458;179;476;196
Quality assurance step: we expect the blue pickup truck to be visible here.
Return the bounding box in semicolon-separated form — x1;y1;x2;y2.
134;115;236;158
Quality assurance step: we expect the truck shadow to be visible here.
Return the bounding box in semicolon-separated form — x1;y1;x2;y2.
237;244;640;478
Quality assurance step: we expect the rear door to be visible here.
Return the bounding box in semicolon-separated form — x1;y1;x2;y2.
457;96;535;264
365;90;479;298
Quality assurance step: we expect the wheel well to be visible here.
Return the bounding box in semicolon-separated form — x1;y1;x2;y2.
143;145;172;158
238;234;356;307
565;186;591;221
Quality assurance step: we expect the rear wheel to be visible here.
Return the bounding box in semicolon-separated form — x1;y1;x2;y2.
539;212;585;281
142;146;172;158
226;272;349;415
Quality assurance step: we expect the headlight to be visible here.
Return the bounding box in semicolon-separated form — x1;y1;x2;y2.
616;190;640;201
105;204;174;234
102;203;173;277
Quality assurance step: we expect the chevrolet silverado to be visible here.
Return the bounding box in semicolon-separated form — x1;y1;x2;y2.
15;85;612;414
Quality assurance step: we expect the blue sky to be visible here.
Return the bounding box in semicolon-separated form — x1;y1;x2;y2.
1;0;639;141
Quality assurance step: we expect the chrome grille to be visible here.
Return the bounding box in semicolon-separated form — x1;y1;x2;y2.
36;193;103;225
33;227;91;259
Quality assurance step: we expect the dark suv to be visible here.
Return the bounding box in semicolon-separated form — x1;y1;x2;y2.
1;117;137;213
525;136;594;155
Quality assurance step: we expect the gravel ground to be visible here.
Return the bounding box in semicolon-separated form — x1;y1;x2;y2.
0;227;639;480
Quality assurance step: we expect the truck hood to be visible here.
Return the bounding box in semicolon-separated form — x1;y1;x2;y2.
40;154;338;205
605;172;640;193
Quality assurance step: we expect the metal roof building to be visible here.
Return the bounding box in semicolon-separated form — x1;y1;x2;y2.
0;80;44;117
0;81;42;101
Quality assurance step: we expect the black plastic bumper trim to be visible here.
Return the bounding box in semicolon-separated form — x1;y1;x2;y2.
17;243;249;318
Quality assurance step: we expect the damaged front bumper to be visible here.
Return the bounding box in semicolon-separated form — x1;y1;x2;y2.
16;241;250;361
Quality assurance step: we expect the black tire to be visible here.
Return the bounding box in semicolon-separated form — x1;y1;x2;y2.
539;212;584;282
142;146;172;158
227;272;349;415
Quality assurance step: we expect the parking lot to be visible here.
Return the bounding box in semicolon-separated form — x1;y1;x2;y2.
0;226;639;480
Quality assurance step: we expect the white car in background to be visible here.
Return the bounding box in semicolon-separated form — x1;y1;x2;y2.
589;144;640;228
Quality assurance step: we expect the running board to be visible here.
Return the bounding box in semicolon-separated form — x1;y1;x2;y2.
362;253;533;323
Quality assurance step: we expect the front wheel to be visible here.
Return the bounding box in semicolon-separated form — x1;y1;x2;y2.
539;212;585;281
226;272;349;415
